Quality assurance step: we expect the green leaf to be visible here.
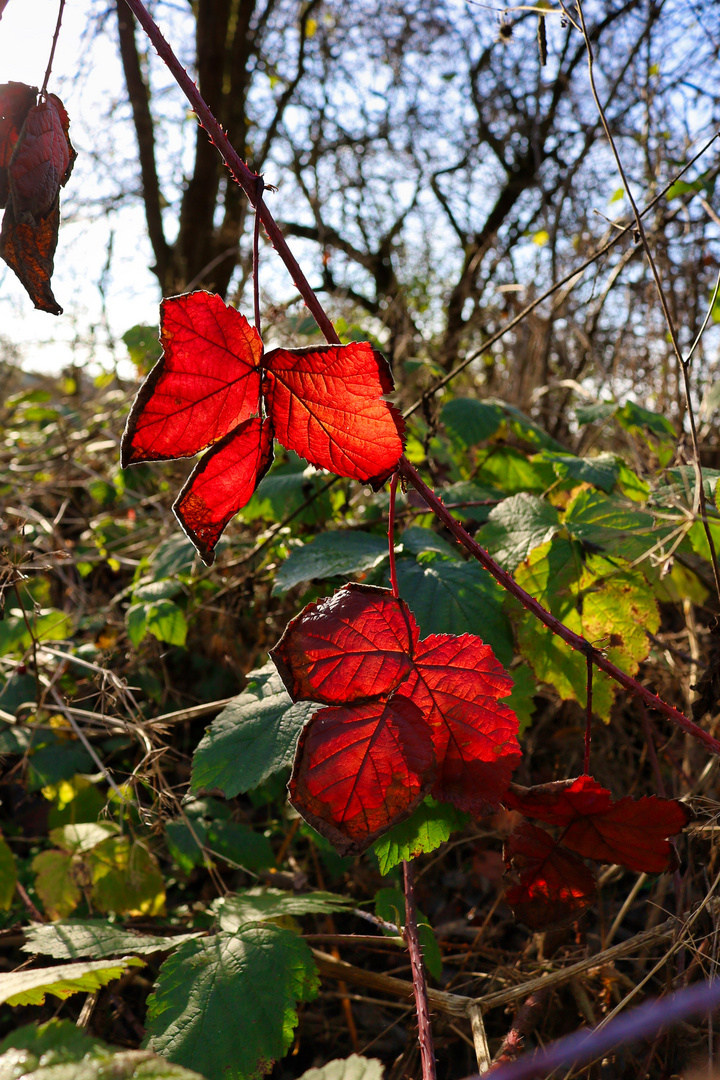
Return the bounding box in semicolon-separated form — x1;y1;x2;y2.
475;446;556;495
0;1020;206;1079
23;920;202;960
480;493;560;570
27;742;94;790
150;534;197;578
90;836;166;916
298;1056;384;1080
273;531;387;595
144;927;319;1080
395;557;514;665
50;822;120;853
514;538;659;719
373;889;441;979
574;401;617;427
134;579;184;602
190;663;317;798
127;603;149;648
32;850;82;918
145;600;187;646
242;459;332;526
505;664;537;734
400;526;458;559
373;798;469;874
214;888;352;932
165;818;209;872
207;822;275;871
563;488;661;561
0;956;144;1007
0;609;73;657
0;837;16;909
539;451;620;493
440;399;504;446
122;323;162;373
436;481;502;524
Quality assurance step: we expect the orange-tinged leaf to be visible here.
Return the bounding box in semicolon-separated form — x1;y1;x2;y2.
174;415;274;564
0;198;62;314
122;292;263;465
263;342;405;486
271;584;417;705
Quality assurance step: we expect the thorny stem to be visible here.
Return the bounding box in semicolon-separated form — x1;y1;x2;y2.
574;0;720;604
397;455;720;757
403;860;437;1080
252;181;263;337
40;0;65;97
388;472;399;599
584;654;593;775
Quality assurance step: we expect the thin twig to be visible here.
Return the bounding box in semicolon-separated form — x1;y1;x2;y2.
388;472;399;598
40;0;66;97
253;181;263;337
574;0;720;602
403;860;437;1080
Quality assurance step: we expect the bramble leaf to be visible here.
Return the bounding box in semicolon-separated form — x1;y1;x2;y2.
190;663;316;798
373;797;469;874
122;292;263;465
0;956;144;1007
298;1056;384;1080
503;822;596;930
263;342;404;486
273;531;388;595
23;919;202;960
214;888;352;931
144;927;318;1080
272;584;417;705
289;696;435;856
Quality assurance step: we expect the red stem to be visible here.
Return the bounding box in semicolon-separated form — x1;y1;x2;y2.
403;860;437;1080
41;0;65;96
397;455;720;757
388;471;399;598
584;654;593;775
120;0;340;346
253;185;262;337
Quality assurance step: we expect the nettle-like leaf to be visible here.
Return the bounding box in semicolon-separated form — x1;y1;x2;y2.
122;292;405;563
272;584;520;855
502;775;691;928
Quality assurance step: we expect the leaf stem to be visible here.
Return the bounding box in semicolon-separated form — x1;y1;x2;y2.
403;859;437;1080
584;654;593;775
253;182;262;337
397;455;720;757
41;0;65;97
388;472;399;599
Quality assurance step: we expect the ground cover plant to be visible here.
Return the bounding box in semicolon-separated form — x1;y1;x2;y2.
3;2;720;1079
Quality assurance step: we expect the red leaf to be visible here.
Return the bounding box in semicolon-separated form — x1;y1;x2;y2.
504;775;691;873
8;97;74;222
289;695;435;855
263;342;405;486
0;82;37;207
401;635;520;815
504;821;596;930
0;198;61;314
271;584;417;705
122;292;263;465
174;416;274;565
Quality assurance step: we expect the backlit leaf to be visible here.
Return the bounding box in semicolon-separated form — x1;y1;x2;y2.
32;849;82;919
8;97;74;221
0;836;16;908
402;635;520;814
373;797;469;874
174;416;274;564
90;836;166;916
0;956;144;1007
289;696;435;856
271;584;417;705
144;927;318;1080
480;493;560;570
122;292;263;465
298;1055;384;1080
503;822;596;930
263;342;404;486
0;82;37;207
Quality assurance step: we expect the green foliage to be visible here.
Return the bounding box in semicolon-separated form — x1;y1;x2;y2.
480;493;561;570
373;798;470;873
297;1056;383;1080
0;956;144;1007
0;837;17;909
273;531;387;594
144;927;319;1080
190;664;317;798
0;1020;206;1079
373;888;441;979
214;888;353;931
24;920;202;960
